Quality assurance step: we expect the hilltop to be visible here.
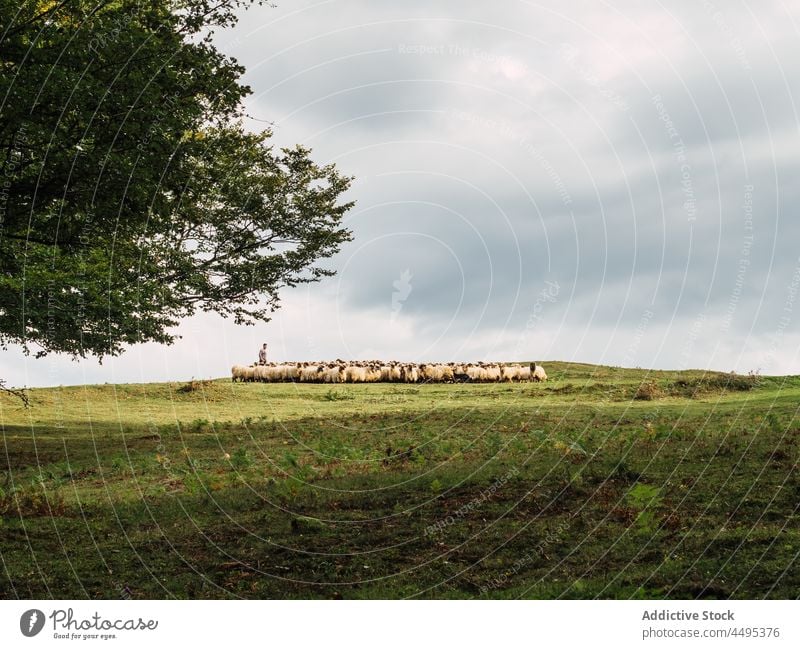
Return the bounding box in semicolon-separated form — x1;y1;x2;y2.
1;362;798;598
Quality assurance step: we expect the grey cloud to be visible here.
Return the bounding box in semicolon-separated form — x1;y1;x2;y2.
7;0;800;386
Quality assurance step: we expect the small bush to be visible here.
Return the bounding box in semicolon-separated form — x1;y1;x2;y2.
178;379;213;393
613;462;641;484
667;371;759;397
634;381;662;400
187;418;210;432
0;485;67;517
322;389;355;401
766;412;782;434
291;515;325;533
230;447;253;470
626;483;663;533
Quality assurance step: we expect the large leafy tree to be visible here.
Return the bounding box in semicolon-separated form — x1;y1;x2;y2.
0;0;353;367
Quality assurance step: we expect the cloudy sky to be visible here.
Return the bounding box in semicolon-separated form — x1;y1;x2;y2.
6;0;800;386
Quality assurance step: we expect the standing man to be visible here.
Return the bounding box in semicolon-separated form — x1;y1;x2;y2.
258;343;268;365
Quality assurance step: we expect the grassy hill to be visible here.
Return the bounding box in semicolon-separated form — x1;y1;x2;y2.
1;362;798;598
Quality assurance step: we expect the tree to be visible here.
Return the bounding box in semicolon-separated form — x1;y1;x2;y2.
0;0;353;363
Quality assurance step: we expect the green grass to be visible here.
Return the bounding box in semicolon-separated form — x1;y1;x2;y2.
1;362;798;599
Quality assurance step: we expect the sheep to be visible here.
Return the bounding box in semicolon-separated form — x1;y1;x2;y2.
365;364;382;382
345;364;368;383
531;362;547;382
418;364;436;383
276;364;293;382
231;365;248;382
482;364;502;382
323;363;343;383
389;363;403;382
231;359;546;384
452;363;471;383
465;363;482;382
401;364;419;383
501;364;520;382
300;363;322;382
439;364;454;383
418;363;452;382
285;364;300;382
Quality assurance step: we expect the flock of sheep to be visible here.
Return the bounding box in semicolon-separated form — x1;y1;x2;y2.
231;361;547;383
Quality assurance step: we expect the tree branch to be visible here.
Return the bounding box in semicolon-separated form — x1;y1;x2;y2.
0;379;29;408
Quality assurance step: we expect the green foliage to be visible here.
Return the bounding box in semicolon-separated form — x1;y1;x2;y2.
666;372;759;397
0;0;353;359
485;431;503;458
291;515;326;533
281;451;299;470
230;447;253;470
626;483;663;533
0;481;66;517
765;412;782;434
322;389;356;402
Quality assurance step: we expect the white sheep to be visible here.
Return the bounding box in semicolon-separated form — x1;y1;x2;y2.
366;364;382;382
285;364;300;382
323;364;343;383
231;359;547;384
389;363;403;382
345;364;367;383
300;363;322;382
501;364;520;382
440;364;454;383
466;364;484;382
484;364;502;382
419;364;436;383
402;364;419;383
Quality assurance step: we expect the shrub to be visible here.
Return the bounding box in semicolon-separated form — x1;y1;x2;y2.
667;371;759;397
323;389;355;401
634;381;661;400
230;447;253;470
626;483;663;533
178;379;213;393
0;485;67;517
187;418;210;432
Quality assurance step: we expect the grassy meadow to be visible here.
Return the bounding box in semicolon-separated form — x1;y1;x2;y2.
1;362;798;599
